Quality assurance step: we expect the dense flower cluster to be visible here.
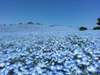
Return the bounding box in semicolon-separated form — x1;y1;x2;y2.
0;35;100;75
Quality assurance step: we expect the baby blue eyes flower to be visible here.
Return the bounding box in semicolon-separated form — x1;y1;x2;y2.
0;35;99;75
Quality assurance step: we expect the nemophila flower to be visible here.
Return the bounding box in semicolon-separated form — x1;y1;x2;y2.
0;63;5;69
87;65;96;73
0;35;99;75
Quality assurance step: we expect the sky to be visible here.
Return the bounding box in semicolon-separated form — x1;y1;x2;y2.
0;0;100;26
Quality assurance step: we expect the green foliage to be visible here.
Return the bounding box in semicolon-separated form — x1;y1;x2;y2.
79;26;87;31
19;22;23;24
27;21;34;24
36;22;42;25
97;18;100;25
93;26;100;30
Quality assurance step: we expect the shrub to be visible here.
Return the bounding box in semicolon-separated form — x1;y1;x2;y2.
3;24;6;26
36;22;42;25
27;21;34;24
9;24;13;26
79;27;87;31
93;26;100;30
97;18;100;25
19;22;23;24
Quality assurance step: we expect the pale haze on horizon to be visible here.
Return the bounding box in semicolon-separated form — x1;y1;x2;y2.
0;0;100;27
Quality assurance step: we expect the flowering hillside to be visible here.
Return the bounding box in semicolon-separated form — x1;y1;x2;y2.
0;33;99;75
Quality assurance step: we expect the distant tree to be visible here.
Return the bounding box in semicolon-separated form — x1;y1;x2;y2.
19;22;23;24
9;24;13;26
36;22;42;25
49;25;55;27
27;21;34;24
79;26;87;31
93;26;100;30
3;24;6;26
97;18;100;25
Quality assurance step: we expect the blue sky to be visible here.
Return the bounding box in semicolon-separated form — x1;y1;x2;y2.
0;0;100;26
